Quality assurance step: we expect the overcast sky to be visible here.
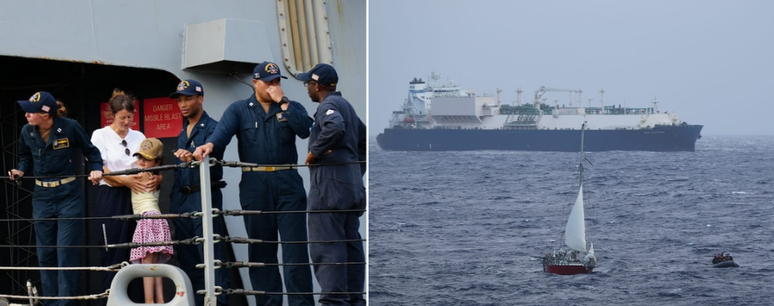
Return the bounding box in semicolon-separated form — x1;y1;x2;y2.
368;0;774;136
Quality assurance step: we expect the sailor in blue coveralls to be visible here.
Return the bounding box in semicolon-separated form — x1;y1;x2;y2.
169;79;231;306
193;62;315;306
9;91;103;306
299;64;366;306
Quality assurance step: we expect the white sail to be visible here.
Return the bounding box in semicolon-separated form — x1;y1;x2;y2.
564;184;587;252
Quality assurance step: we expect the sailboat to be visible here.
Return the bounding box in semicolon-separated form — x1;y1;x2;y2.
543;123;598;275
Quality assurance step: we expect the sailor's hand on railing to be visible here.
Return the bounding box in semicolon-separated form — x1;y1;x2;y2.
8;169;23;187
88;170;103;185
192;143;214;161
173;149;194;163
8;169;23;181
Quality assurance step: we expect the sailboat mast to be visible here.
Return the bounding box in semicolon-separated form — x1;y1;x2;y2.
580;121;594;249
579;122;586;187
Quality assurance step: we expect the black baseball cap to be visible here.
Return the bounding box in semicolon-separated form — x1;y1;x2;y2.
298;63;338;87
18;91;58;114
253;62;288;82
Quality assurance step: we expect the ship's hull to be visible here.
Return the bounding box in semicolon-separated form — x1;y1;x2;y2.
544;263;594;275
377;124;703;152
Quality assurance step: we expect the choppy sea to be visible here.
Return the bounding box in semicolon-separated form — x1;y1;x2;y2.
368;135;774;306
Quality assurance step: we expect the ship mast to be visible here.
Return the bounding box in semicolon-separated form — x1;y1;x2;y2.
599;88;605;111
497;88;502;107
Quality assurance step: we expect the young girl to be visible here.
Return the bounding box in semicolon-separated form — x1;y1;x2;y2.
129;138;174;303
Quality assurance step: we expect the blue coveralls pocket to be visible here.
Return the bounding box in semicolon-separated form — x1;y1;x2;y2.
239;124;259;146
277;121;294;143
49;140;73;166
319;178;359;210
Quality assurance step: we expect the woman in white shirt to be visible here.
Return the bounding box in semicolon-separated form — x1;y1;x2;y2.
90;89;157;297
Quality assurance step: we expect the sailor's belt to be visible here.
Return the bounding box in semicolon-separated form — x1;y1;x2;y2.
180;181;228;195
35;177;75;188
241;166;296;172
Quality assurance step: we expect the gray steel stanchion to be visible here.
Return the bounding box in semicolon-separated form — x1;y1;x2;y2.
199;159;216;306
106;264;194;306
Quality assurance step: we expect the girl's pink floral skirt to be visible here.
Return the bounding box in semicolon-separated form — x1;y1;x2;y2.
130;211;173;264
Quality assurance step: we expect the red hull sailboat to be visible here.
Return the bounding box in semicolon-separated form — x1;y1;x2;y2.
544;262;594;275
542;123;598;275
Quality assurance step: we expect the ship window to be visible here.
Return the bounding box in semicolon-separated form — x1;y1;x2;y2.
277;0;333;77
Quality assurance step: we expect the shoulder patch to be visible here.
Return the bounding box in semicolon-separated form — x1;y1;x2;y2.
326;109;335;116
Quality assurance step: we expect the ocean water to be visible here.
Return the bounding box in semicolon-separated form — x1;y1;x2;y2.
368;135;774;306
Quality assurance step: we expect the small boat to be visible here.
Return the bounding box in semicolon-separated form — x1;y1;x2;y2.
711;252;739;268
542;123;598;275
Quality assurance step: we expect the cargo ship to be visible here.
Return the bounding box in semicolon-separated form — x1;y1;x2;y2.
376;72;703;152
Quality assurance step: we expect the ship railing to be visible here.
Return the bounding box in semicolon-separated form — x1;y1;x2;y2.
1;159;368;305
